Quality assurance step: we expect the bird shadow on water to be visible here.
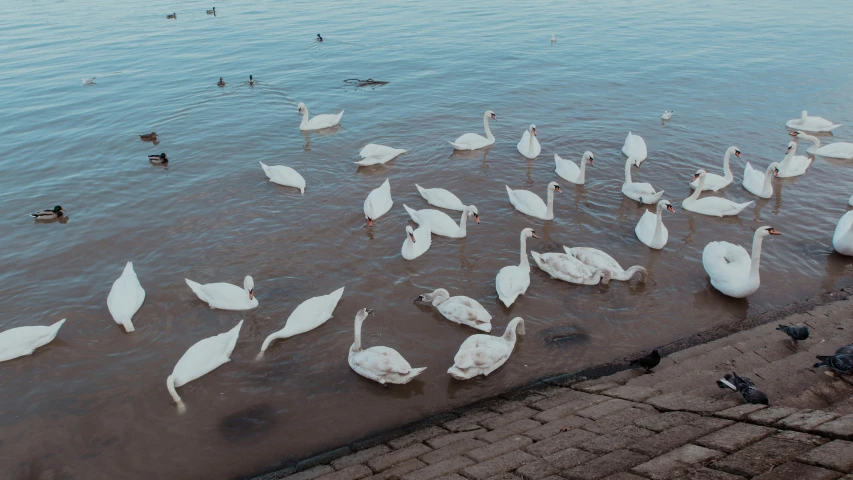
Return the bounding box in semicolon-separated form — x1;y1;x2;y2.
218;403;277;443
354;374;426;399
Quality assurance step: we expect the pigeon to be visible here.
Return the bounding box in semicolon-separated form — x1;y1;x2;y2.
776;324;809;348
629;349;661;373
835;343;853;356
661;111;673;120
717;372;769;405
814;354;853;376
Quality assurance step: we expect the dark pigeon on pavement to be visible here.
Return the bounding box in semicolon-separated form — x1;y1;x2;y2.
814;353;853;376
629;349;661;373
717;372;769;405
776;324;809;349
835;343;853;356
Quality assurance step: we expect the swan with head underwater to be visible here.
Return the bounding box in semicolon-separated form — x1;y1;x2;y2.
416;184;467;211
683;170;753;217
636;199;676;249
554;151;594;185
742;161;780;199
622;157;664;204
297;102;343;131
363;178;393;227
517;124;541;159
506;182;562;220
447;317;525;380
258;287;345;358
349;308;426;384
495;228;539;307
107;262;145;333
450;110;496;150
703;226;781;298
0;319;66;363
786;111;841;133
403;204;479;238
355;144;406;166
531;247;612;285
689;146;740;192
415;288;492;332
566;246;648;283
777;140;812;178
185;275;258;310
790;131;853;161
260;161;306;194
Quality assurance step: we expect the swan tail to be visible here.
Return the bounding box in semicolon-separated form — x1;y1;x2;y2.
167;375;183;405
259;161;271;177
404;367;427;382
505;185;514;203
123;261;135;275
327;287;345;311
49;319;67;337
562;246;572;255
403;204;418;223
224;320;243;357
530;251;545;269
831;123;843;131
184;278;207;302
415;184;427;197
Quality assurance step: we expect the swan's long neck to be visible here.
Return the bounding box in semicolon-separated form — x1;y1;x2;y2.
483;113;493;141
688;176;705;201
300;106;310;129
519;233;530;269
546;186;555;219
749;233;766;281
527;129;535;153
458;209;470;236
800;110;808;122
622;266;646;282
653;207;665;244
578;156;586;183
780;146;794;167
403;236;415;258
763;165;776;190
722;150;733;180
624;159;633;184
352;318;364;351
502;318;525;342
803;134;820;149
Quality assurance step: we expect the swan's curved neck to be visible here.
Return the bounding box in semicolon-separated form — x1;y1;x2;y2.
527;130;535;152
688;176;705;201
763;165;776;189
483;113;494;141
780;145;794;167
300;106;310;129
803;134;820;149
502;318;524;342
749;233;766;281
519;233;530;269
458;209;470;236
722;150;734;179
403;236;415;258
578;156;587;183
624;159;633;184
800;111;808;121
546;186;555;218
352;318;364;351
623;266;644;281
653;207;665;244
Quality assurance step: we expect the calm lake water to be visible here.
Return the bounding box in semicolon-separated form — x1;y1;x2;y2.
2;0;853;478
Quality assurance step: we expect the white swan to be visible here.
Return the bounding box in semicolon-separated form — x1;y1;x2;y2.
689;146;740;192
416;184;466;211
554;151;594;185
777;141;812;178
832;211;853;256
791;131;853;160
107;262;145;333
364;178;393;227
622;157;664;204
517;124;541;159
506;182;562;220
786;111;841;133
683;170;753;217
259;287;345;354
416;288;492;332
403;204;479;238
260;161;306;194
622;131;648;164
742;162;780;199
0;319;65;363
531;249;611;285
661;111;673;121
567;246;648;282
450;110;496;150
849;194;853;207
495;228;538;307
636;200;675;249
402;224;431;260
349;308;426;384
167;320;242;411
297;102;343;130
703;226;780;298
447;317;525;380
355;144;406;166
185;275;258;310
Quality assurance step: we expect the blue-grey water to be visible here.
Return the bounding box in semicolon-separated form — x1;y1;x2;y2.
1;0;853;478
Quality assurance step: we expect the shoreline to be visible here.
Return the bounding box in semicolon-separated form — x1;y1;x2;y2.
247;285;853;480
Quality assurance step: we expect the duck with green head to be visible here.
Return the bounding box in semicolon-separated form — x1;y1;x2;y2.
31;205;66;219
148;153;168;164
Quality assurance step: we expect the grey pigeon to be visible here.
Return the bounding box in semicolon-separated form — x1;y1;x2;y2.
629;349;661;373
717;372;769;405
776;324;809;348
835;343;853;356
814;354;853;375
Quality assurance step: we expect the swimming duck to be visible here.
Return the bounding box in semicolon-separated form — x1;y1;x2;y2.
81;77;96;85
217;77;225;87
167;13;176;19
248;75;255;86
206;7;215;14
139;132;158;141
317;34;323;42
661;111;673;121
31;205;66;220
148;153;168;164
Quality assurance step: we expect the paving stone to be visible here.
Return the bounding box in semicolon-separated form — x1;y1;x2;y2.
582;407;657;435
631;444;725;480
426;429;485;449
431;475;466;480
533;395;610;423
628;425;708;457
332;445;392;470
388;427;448;450
713;403;767;421
477;419;541;443
690;416;735;433
576;399;637;420
561;449;649;480
682;468;746;479
601;385;661;402
315;465;373;480
582;425;656;454
775;430;831;446
747;407;800;426
646;393;738;414
481;408;538;430
442;409;499;432
461;450;537;480
492;399;538;414
576;382;621;393
369;444;433;472
798;440;853;473
284;465;335;480
601;473;648;480
419;438;487;465
400;456;474;480
525;428;599;457
778;410;841;431
366;459;427;480
635;412;701;432
466;435;532;463
530;389;592;411
524;415;592;441
517;448;598;479
694;422;776;453
298;448;356;471
711;433;828;477
751;461;842;480
815;414;853;439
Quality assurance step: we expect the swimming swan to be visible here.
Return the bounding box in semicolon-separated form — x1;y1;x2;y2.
689;146;740;192
297;102;343;131
832;211;853;256
777;141;812;178
506;182;562;220
517;124;541;159
259;287;345;355
404;204;479;238
185;275;258;310
107;262;145;332
786;111;841;133
0;319;66;363
531;249;611;285
416;288;492;332
791;131;853;160
416;184;467;211
622;131;648;164
683;170;753;217
355;144;406;166
495;228;539;307
554;151;594;185
349;308;426;384
450;110;497;150
567;246;648;282
622;157;664;204
447;317;525;380
636;200;676;249
742;162;780;198
702;226;780;298
260;161;306;194
364;178;393;227
402;224;431;260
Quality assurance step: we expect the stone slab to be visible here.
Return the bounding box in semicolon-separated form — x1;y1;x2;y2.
747;407;800;426
515;448;597;480
711;434;827;477
368;444;433;472
751;461;842;480
388;427;448;450
634;412;701;432
466;435;532;463
284;465;335;480
575;398;637;420
367;459;426;480
561;449;649;480
713;403;767;421
601;386;660;402
582;425;655;454
646;393;738;414
400;456;474;480
525;428;599;457
420;438;487;465
694;422;776;453
524;415;592;441
461;450;537;480
533;395;610;423
477;418;541;443
442;409;499;432
582;407;657;435
315;465;373;480
631;444;725;480
628;425;709;457
778;410;841;431
815;414;853;440
426;429;485;449
332;445;392;470
798;440;853;473
480;408;538;430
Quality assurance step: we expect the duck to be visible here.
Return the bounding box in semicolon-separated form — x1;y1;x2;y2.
217;77;225;87
689;146;740;192
636;200;676;249
832;211;853;256
567;246;648;282
259;287;345;355
622;131;647;164
683;170;753;217
248;75;255;86
402;224;431;260
777;141;812;178
81;77;96;85
139;132;158;141
531;249;611;285
447;317;525;380
167;320;242;412
415;288;492;332
0;319;66;363
622;157;664;204
786;111;841;133
107;262;145;333
185;275;258;310
517;124;541;159
148;153;168;164
363;178;393;227
30;205;66;220
790;131;853;160
348;308;425;384
260;161;306;194
206;7;216;14
415;184;466;211
403;204;479;238
297;102;343;130
703;226;780;298
661;111;673;121
450;110;496;150
506;182;562;220
495;228;539;307
317;34;324;42
742;161;780;198
354;144;406;166
166;13;176;19
554;151;594;185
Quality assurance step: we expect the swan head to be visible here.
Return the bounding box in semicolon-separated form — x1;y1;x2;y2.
627;157;641;168
297;102;306;115
529;124;537;136
786;141;796;152
548;182;563;194
416;288;450;305
757;226;781;238
658;200;676;214
693;169;707;181
728;146;741;158
486;110;496;121
406;225;416;243
244;276;255;300
503;317;526;340
769;162;780;177
790;130;809;139
466;205;480;224
355;308;374;324
597;269;612;285
522;228;540;240
583;151;594;165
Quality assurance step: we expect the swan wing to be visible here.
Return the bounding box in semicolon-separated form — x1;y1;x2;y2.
306;111;343;129
416;184;466;211
554;154;581;183
516;130;531;156
453;335;507;369
107;262;146;331
410;209;459;236
185;280;255;310
508;189;547;218
356;346;413;375
172;321;242;387
690;172;729;192
279;287;345;338
451;133;490;150
702;241;750;282
496;265;529;305
440;297;492;328
0;319;66;362
570;247;622;272
364;180;393;219
260;162;305;192
687;197;753;217
817;143;853;160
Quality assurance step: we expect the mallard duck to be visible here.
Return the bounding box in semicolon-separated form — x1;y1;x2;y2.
31;205;66;219
148;153;168;164
206;7;215;14
248;75;255;86
139;132;158;141
317;34;323;42
167;13;176;19
217;77;225;87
